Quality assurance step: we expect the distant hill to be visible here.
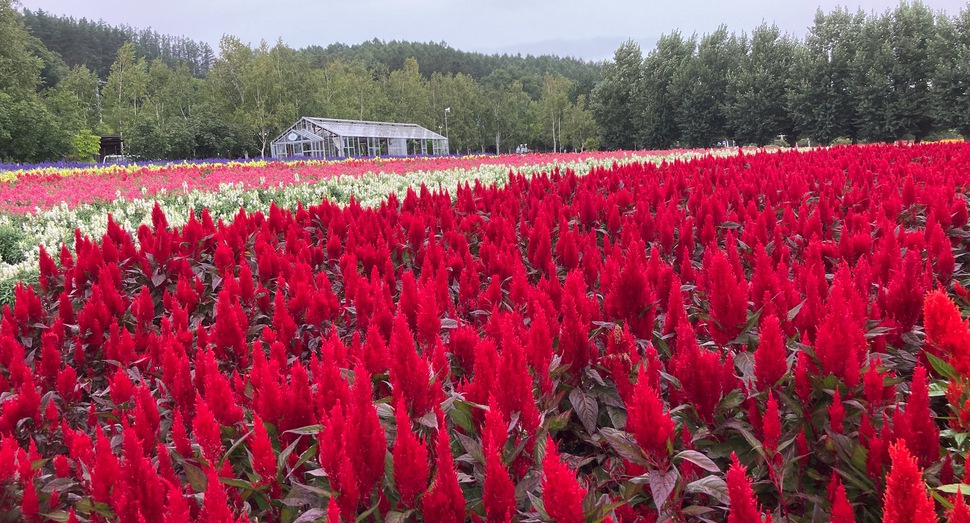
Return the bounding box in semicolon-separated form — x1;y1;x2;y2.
300;39;602;99
21;9;215;78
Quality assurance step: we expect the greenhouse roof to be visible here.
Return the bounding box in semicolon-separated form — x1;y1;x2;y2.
303;117;446;140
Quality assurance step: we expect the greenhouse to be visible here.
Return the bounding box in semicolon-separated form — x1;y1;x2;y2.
270;117;449;159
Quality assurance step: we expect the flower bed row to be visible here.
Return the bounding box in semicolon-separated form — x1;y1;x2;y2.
0;152;709;214
0;143;968;522
0;150;709;302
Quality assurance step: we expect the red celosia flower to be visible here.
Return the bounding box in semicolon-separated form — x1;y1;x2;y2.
483;439;517;523
193;395;224;465
164;482;191;523
949;490;970;523
392;395;430;508
201;466;234;523
893;366;940;468
421;410;465;523
541;437;586;523
90;426;120;503
829;389;845;435
762;392;781;453
249;413;277;482
21;480;39;522
389;312;434;416
755;314;787;390
726;454;764;523
829;478;855;523
923;289;970;375
882;442;936;523
702;247;748;347
626;367;675;462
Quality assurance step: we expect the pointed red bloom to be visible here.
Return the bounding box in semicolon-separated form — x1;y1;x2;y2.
541;437;586;523
894;366;939;468
193;395;224;465
626;366;675;462
389;312;434;416
829;478;855;523
421;411;465;523
249;414;277;482
949;490;970;523
327;496;342;523
726;454;764;523
164;482;191;523
201;466;234;523
882;442;936;523
763;392;781;453
923;289;970;375
392;395;430;508
483;439;516;523
702;247;748;347
21;480;39;522
829;389;845;435
755;314;787;390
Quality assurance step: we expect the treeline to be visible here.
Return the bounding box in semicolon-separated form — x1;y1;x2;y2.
301;40;601;97
592;3;970;149
0;0;601;162
3;0;969;163
22;9;215;79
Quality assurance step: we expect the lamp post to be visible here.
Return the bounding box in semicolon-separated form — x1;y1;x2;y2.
444;107;451;155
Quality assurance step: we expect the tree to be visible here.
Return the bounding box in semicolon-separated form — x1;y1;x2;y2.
0;91;69;162
561;94;597;152
788;8;863;144
886;1;939;141
382;57;431;128
670;26;745;147
640;31;695;149
71;128;101;161
850;14;895;142
430;71;487;153
726;24;797;145
534;73;572;152
933;5;970;139
486;80;531;154
0;0;42;99
102;41;149;133
591;39;643;150
46;64;100;134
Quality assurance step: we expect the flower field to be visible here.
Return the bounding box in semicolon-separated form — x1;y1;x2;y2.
0;151;711;298
0;142;969;522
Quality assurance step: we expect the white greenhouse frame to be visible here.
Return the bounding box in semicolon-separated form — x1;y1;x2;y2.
270;117;449;159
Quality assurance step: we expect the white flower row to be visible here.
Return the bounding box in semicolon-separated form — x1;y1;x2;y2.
0;151;720;289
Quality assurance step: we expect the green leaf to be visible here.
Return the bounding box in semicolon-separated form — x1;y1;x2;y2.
527;491;550;519
570;387;599;435
938;483;970;494
220;477;256;490
925;351;958;381
221;429;253;467
787;300;806;322
287;443;319;480
674;450;721;473
284;424;324;435
183;462;207;492
449;399;477;433
40;511;71;523
600;427;646;465
293;508;327;523
648;468;680;511
684;475;729;505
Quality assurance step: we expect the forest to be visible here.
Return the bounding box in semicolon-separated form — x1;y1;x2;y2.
0;0;968;162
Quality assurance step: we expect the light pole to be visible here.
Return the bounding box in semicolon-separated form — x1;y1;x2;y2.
444;107;450;155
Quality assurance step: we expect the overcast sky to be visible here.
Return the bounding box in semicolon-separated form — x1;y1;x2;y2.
16;0;969;61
